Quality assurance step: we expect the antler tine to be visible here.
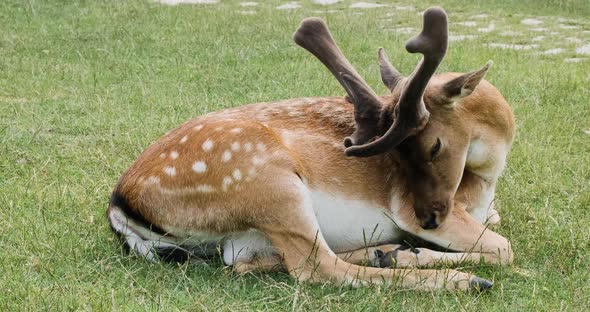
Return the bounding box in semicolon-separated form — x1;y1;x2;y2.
294;18;383;148
344;7;448;157
400;7;448;111
378;48;404;92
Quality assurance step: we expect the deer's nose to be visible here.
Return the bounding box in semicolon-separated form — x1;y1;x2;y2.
420;213;439;230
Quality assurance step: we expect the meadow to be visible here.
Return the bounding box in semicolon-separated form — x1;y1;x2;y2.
1;0;589;310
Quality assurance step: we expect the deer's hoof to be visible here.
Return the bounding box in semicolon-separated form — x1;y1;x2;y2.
470;277;493;292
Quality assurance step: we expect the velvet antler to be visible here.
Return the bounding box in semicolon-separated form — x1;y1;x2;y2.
294;18;383;148
344;7;448;157
378;48;404;92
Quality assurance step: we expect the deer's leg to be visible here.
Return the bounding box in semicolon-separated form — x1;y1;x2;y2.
229;242;400;271
335;244;486;269
336;240;510;269
391;201;513;268
457;172;501;226
230;245;393;273
255;178;492;291
376;245;506;269
231;243;402;269
336;244;403;266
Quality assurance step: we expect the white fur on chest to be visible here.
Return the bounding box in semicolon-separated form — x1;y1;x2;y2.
310;190;402;253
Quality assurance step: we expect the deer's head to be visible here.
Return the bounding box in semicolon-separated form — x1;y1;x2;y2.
294;7;492;229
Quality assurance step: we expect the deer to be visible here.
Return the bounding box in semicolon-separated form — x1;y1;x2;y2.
107;7;515;291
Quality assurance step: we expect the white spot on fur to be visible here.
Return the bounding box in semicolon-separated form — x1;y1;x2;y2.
214;126;223;131
232;169;242;181
277;2;300;10
231;142;241;152
222;176;233;191
230;128;242;134
244;142;253;152
196;184;215;193
179;136;188;144
521;18;543;25
170;151;179;160
350;2;387;8
192;161;207;173
280;131;294;147
256;143;266;152
252;155;264;166
159;153;167;158
202;139;214;152
576;45;590;55
163;166;177;176
222;150;232;162
193;124;204;132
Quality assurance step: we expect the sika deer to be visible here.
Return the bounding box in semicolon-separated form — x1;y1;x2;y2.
107;7;515;291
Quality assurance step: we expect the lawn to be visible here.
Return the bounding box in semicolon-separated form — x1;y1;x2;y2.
1;0;589;310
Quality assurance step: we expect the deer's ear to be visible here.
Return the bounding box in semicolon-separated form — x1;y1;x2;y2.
442;61;492;101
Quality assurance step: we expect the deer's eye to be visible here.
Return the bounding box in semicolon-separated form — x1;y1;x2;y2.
430;138;442;160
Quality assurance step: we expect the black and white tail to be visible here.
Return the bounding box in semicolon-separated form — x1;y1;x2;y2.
107;192;196;263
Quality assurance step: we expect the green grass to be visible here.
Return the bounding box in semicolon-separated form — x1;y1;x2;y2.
1;0;589;310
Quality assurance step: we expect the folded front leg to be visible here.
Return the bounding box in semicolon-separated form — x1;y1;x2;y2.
392;201;514;267
336;242;507;269
336;244;403;266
